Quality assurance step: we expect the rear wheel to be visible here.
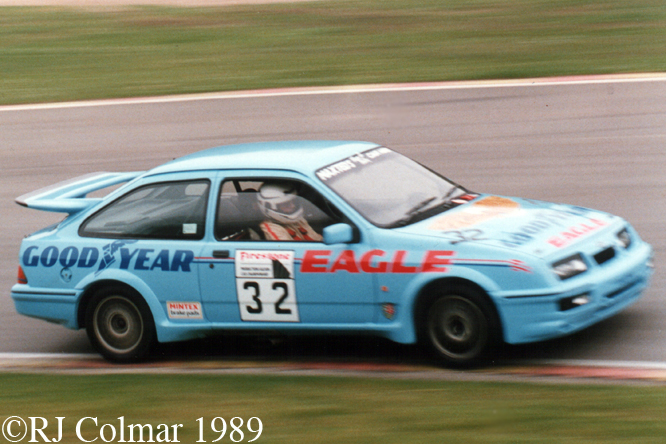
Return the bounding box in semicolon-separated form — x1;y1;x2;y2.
85;286;155;362
424;287;498;366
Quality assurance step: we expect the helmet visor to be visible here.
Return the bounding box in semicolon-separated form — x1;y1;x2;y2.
276;199;299;215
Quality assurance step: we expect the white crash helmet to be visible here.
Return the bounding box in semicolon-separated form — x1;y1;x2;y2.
258;182;304;223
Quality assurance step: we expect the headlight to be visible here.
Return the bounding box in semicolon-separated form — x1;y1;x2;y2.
552;254;587;280
616;227;632;249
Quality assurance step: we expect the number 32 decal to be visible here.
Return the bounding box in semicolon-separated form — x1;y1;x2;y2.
237;279;299;322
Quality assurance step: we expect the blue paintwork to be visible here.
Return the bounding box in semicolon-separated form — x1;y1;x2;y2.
11;141;654;353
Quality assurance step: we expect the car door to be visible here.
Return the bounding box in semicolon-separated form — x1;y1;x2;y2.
198;174;376;326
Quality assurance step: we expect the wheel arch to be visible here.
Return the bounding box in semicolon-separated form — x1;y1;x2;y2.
77;280;144;329
82;282;158;362
412;277;504;344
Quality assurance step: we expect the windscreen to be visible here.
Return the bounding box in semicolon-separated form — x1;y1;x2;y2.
316;148;461;228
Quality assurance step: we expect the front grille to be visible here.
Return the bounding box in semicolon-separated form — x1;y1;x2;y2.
594;247;615;265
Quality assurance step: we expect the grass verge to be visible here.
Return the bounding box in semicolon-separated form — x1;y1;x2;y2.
1;0;665;105
2;372;666;443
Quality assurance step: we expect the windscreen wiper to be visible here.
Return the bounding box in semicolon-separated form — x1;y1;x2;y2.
390;196;438;228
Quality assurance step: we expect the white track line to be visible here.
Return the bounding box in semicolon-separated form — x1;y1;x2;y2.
2;73;666;113
0;352;98;360
0;352;99;360
2;352;666;371
524;359;666;370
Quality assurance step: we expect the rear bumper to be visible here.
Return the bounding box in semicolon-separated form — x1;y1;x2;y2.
496;241;653;344
11;286;80;329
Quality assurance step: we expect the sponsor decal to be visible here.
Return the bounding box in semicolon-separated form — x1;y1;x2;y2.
21;244;195;273
429;196;520;231
235;250;294;279
497;207;602;248
301;249;531;273
300;250;454;274
235;250;299;322
98;240;137;273
167;301;203;319
316;147;392;182
547;219;608;248
440;229;487;245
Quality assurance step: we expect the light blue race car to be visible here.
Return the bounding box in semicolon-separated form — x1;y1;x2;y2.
11;141;654;365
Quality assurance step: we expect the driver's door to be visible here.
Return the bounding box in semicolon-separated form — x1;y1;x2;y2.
198;175;376;326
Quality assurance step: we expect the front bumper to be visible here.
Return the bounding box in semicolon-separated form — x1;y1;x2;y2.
496;241;653;345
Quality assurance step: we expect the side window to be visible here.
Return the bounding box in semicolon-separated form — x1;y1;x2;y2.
80;180;210;240
216;179;340;242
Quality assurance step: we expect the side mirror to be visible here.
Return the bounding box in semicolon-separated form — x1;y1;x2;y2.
323;223;354;245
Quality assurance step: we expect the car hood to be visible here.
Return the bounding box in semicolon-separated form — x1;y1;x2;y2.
401;194;619;258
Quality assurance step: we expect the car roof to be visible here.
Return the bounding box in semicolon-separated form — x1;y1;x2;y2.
146;141;380;176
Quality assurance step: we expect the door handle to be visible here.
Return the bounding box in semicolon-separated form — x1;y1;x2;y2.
213;250;230;258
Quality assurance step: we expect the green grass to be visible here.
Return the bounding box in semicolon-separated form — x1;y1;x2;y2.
2;373;666;443
1;0;665;105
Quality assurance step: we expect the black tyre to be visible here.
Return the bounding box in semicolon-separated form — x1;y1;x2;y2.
424;287;498;366
85;286;155;363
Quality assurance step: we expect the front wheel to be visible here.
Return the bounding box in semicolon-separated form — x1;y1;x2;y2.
424;289;498;367
85;286;155;363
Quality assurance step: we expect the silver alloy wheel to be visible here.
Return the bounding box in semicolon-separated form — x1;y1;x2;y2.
93;296;144;354
427;295;489;363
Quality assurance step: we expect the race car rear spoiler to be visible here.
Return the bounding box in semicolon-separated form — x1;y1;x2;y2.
15;171;142;214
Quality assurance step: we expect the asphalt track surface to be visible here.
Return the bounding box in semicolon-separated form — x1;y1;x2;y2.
2;75;666;377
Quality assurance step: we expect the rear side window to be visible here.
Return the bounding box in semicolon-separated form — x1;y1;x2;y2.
80;180;210;240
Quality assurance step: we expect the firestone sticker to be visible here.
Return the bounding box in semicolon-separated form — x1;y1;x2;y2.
235;250;294;279
235;250;299;322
